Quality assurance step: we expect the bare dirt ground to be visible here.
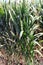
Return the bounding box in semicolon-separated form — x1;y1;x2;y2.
0;48;43;65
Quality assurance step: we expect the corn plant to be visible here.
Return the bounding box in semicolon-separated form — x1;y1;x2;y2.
0;0;43;65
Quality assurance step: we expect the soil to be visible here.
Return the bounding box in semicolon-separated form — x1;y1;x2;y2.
0;48;43;65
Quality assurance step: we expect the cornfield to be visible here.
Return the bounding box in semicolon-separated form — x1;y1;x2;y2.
0;0;43;65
